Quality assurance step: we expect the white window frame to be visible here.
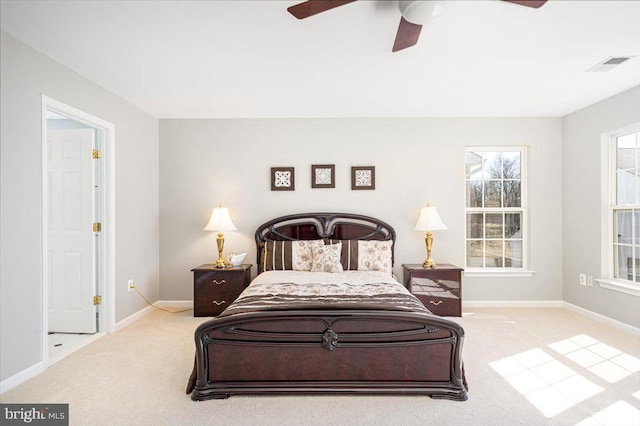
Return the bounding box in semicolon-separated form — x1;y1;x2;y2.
598;123;640;297
464;146;534;277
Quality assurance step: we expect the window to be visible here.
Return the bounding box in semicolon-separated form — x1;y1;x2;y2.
465;147;527;272
609;129;640;285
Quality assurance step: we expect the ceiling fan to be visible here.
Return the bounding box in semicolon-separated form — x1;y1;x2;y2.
287;0;548;52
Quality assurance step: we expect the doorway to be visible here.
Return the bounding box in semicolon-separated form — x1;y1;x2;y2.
42;96;116;365
47;123;98;334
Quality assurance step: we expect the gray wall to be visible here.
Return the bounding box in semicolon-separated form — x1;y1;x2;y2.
159;118;563;302
3;24;636;387
562;85;640;328
0;33;160;382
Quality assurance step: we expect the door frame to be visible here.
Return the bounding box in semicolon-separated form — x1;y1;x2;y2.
41;95;116;365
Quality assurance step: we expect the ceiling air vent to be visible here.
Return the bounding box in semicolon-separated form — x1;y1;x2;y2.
587;56;634;72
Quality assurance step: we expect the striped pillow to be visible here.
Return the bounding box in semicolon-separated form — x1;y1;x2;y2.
261;240;324;271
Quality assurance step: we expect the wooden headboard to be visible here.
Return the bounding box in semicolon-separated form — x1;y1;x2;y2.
254;212;395;272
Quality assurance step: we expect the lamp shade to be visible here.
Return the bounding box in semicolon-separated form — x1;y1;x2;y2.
414;206;448;232
203;207;237;232
398;0;453;25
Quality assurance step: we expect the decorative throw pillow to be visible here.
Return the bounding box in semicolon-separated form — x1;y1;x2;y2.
261;240;324;271
325;239;359;271
357;240;393;275
293;240;324;270
310;242;344;273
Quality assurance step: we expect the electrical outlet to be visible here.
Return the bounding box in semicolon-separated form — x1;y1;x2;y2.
128;279;134;292
579;274;586;286
587;276;593;287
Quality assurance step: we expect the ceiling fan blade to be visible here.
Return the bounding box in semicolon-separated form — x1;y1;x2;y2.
502;0;547;8
287;0;357;19
392;17;422;52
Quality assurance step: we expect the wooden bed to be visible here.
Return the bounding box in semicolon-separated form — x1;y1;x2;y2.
187;212;468;401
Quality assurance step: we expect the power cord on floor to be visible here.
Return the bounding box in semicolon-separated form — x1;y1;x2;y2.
130;285;192;314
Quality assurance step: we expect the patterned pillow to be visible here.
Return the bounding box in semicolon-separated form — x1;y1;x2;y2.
325;239;359;271
310;242;344;273
357;240;393;275
261;240;324;271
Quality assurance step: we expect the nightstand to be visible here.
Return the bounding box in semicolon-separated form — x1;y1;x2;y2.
191;264;252;317
402;264;463;317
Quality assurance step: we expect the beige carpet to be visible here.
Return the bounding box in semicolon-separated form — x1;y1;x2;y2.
1;307;639;426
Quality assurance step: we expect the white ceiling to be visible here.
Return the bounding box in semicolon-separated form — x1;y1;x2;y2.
1;0;639;119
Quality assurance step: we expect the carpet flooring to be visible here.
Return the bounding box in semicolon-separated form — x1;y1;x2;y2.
1;307;639;426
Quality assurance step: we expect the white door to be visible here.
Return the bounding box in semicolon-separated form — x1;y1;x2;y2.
48;128;97;333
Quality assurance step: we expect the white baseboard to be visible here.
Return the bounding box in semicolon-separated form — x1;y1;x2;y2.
154;300;193;309
114;302;192;332
114;305;153;332
463;300;639;335
563;301;640;336
464;300;564;308
0;361;45;394
2;303;176;393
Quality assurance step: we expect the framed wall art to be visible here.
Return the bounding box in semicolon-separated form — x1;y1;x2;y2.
351;166;375;190
271;167;295;191
311;164;335;189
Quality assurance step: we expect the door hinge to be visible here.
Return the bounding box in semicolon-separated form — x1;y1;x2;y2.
93;222;102;232
93;295;102;305
92;149;102;159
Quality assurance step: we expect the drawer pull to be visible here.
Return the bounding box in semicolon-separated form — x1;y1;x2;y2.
429;301;443;306
212;300;226;306
212;279;226;285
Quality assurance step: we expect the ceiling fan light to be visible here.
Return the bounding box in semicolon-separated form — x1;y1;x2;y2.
398;0;453;25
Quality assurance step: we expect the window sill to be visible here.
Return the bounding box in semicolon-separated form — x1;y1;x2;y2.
596;279;640;297
463;269;536;278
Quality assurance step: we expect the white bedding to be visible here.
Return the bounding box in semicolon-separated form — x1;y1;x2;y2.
242;270;411;298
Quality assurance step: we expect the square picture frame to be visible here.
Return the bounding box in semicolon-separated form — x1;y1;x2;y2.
311;164;335;189
271;167;295;191
351;166;375;190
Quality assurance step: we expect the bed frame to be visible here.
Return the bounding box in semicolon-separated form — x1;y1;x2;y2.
189;212;468;401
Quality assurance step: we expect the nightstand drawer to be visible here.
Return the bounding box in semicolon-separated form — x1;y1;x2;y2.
192;264;252;317
413;294;461;317
411;270;461;283
402;264;463;317
194;289;239;316
194;270;245;291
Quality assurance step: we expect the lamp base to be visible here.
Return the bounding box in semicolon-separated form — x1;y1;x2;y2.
423;258;436;268
215;257;226;269
215;232;226;268
423;232;436;268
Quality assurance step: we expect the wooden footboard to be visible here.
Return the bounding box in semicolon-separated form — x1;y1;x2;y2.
189;310;468;401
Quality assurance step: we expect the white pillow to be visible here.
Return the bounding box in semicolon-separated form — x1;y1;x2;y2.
292;240;324;271
310;242;344;273
357;240;393;275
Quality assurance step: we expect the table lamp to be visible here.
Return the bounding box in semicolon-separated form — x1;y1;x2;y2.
203;205;237;268
414;204;447;268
